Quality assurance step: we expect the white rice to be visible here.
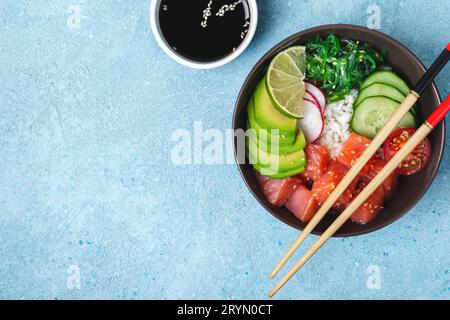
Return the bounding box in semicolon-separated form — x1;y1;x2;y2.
319;89;358;158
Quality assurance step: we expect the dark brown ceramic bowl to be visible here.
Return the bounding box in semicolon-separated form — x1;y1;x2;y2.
233;24;445;237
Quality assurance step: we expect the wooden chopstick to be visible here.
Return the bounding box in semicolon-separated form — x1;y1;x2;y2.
269;44;450;279
269;94;450;297
269;92;418;278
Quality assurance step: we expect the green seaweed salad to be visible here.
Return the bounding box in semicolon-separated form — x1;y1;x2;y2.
306;34;387;102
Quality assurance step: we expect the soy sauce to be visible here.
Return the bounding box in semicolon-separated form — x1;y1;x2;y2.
158;0;251;62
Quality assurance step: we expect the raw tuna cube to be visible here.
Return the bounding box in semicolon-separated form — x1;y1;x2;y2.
285;185;319;223
351;180;385;225
299;144;331;185
311;160;358;211
337;132;371;168
255;172;304;207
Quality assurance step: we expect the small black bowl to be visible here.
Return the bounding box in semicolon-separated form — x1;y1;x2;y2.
232;24;445;237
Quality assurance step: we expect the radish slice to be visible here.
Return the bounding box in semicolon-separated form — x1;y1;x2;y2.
305;91;321;111
305;82;326;113
298;98;324;143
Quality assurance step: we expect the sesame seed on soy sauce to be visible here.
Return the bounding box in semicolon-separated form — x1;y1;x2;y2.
158;0;251;63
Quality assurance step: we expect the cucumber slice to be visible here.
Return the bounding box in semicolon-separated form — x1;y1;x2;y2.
253;80;298;132
360;71;410;96
351;96;416;139
247;97;296;146
247;137;306;172
355;83;406;107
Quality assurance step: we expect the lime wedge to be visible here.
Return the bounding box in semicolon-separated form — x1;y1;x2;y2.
266;46;307;118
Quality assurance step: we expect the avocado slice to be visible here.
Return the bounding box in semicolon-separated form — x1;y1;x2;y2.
247;97;297;147
253;80;297;132
247;136;306;172
247;144;306;179
252;163;305;179
248;124;306;155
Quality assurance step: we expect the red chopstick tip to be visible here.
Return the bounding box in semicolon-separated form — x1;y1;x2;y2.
447;42;450;51
426;95;450;128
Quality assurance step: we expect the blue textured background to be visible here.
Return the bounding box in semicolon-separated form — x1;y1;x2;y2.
0;0;449;300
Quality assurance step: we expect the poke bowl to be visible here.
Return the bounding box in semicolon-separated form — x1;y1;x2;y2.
233;24;445;237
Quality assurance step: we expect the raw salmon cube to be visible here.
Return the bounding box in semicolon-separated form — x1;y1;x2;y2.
311;160;358;211
360;156;399;201
300;144;331;185
351;180;385;225
337;132;371;168
255;172;304;207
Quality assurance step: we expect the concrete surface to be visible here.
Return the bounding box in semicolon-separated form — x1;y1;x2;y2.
0;0;449;299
